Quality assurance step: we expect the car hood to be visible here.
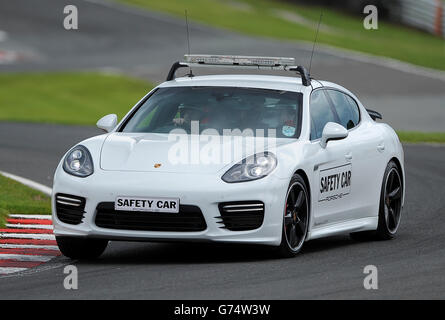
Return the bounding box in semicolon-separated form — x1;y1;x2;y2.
100;132;295;174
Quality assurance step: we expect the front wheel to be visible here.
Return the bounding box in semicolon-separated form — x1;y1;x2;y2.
56;237;108;260
277;174;310;258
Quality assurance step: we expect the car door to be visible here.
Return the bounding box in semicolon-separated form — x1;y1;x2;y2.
309;89;354;228
325;89;385;219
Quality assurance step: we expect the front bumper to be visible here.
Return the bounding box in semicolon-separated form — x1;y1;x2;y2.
52;168;289;246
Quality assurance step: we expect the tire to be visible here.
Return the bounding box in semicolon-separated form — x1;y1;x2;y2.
350;160;403;241
277;174;310;258
56;236;108;260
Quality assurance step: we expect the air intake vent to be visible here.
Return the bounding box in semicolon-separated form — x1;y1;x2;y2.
95;202;207;232
217;201;264;231
55;193;86;225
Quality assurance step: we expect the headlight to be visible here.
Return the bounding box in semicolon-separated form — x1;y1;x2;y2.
63;145;94;177
222;152;277;183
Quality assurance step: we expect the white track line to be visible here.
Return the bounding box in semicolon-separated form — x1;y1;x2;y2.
0;233;55;240
0;267;28;274
9;214;52;220
0;244;59;250
0;171;52;196
6;224;53;230
0;254;53;262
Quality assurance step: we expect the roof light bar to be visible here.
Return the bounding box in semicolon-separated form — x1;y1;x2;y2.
166;54;311;86
184;54;296;67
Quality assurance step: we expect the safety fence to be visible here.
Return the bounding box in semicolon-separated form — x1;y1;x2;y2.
390;0;444;37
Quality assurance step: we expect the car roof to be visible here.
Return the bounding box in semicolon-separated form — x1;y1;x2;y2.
159;74;307;93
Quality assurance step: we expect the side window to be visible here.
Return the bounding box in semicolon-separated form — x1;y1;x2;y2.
345;95;360;126
310;90;337;140
326;90;360;130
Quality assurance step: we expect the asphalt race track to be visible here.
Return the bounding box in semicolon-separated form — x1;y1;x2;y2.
0;137;444;299
0;0;445;299
0;122;101;186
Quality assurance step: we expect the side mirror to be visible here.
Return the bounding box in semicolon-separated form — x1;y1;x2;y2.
96;114;117;133
320;122;348;148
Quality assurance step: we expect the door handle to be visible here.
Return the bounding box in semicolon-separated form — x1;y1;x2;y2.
345;153;352;161
377;143;385;152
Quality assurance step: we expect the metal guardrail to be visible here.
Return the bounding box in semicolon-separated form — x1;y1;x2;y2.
390;0;444;37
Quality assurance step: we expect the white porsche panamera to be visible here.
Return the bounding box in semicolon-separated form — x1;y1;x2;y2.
52;55;405;259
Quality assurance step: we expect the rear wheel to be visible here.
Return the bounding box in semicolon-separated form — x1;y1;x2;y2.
350;160;403;241
376;161;403;239
56;237;108;260
277;174;309;258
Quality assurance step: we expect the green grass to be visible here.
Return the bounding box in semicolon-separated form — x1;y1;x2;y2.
0;72;153;126
0;208;8;229
0;175;51;228
119;0;445;71
396;131;445;144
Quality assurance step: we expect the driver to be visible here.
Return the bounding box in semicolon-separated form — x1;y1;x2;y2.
172;104;205;127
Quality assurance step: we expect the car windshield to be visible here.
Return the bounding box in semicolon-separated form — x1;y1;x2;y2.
120;86;303;139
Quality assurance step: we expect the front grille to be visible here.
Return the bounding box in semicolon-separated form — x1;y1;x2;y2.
95;202;207;232
55;193;86;225
217;201;264;231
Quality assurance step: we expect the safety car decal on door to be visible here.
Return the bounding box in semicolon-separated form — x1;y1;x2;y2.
319;163;352;202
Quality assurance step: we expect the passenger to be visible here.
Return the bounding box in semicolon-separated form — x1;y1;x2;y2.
281;107;296;126
280;107;297;137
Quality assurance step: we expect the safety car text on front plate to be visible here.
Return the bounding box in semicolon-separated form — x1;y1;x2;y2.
115;196;180;213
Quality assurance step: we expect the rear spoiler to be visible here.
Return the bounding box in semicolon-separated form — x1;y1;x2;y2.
366;109;382;121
